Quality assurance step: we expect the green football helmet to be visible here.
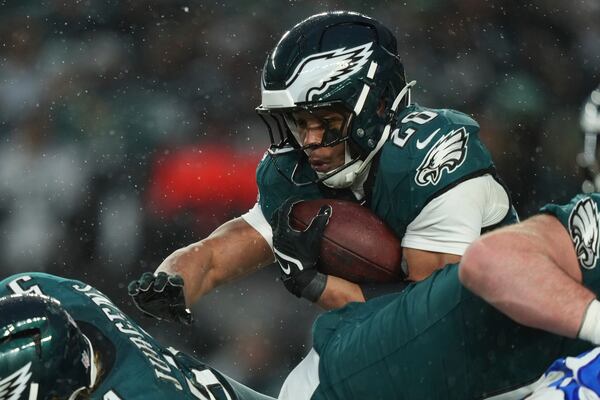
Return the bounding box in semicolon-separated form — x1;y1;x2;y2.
578;85;600;192
0;294;97;400
257;11;414;188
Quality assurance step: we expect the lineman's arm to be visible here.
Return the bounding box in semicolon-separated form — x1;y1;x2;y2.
459;214;593;338
157;217;274;306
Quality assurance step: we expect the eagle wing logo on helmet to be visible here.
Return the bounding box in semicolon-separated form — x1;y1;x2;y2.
415;127;469;186
569;197;600;270
0;362;33;400
284;42;373;102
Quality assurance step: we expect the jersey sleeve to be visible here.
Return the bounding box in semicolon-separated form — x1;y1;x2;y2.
241;202;273;250
278;348;320;400
401;174;510;255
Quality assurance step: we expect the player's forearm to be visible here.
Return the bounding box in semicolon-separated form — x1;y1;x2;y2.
155;241;215;305
317;275;365;310
156;217;275;306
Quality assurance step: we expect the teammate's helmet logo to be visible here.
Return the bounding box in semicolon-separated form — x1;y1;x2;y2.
569;197;600;270
415;127;469;186
0;362;32;400
281;42;373;103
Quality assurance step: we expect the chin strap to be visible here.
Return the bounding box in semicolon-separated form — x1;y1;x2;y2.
318;145;361;188
322;80;417;189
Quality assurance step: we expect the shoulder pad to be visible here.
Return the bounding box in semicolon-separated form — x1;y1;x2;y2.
376;105;494;198
386;105;483;157
393;105;479;140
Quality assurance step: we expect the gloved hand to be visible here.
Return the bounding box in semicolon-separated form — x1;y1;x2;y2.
271;198;331;302
128;271;193;325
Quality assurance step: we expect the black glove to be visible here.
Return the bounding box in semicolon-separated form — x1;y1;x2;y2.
128;271;193;325
271;198;331;302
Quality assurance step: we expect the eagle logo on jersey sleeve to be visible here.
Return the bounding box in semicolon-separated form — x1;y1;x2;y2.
283;42;373;102
414;127;469;186
0;362;32;400
569;197;600;270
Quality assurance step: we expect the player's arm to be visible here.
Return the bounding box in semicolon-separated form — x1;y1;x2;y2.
129;214;274;323
459;213;593;339
316;276;365;309
157;217;274;305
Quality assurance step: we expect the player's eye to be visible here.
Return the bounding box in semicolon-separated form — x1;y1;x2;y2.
294;118;307;129
324;118;341;128
323;115;342;123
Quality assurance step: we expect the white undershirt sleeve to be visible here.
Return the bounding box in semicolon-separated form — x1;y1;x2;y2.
401;174;509;256
278;348;320;400
240;202;274;250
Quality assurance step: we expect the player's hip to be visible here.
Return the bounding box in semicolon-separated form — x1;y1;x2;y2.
312;264;590;399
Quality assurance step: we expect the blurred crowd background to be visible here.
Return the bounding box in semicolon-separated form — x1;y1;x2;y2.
0;0;599;395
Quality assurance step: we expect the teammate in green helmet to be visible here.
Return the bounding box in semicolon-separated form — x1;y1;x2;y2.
0;274;274;400
0;295;97;399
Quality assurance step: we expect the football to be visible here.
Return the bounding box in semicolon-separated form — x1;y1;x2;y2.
289;199;404;283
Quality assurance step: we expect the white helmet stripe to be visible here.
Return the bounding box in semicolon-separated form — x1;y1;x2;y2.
353;61;379;116
354;84;370;116
27;383;38;400
366;60;378;79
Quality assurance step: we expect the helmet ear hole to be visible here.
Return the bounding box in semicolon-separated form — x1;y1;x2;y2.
347;140;362;159
375;95;387;118
1;328;43;357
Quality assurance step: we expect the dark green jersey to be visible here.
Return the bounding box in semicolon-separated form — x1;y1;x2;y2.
0;273;274;400
257;104;517;238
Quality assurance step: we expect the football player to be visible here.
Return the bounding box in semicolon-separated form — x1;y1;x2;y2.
0;273;275;400
129;11;516;322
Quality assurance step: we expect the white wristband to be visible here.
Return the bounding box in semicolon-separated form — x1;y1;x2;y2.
578;299;600;345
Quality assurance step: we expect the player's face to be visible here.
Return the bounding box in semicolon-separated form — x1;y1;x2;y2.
292;110;346;173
